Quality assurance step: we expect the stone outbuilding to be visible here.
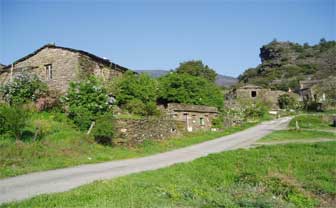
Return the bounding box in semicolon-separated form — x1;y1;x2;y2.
235;84;269;100
0;44;129;93
165;103;219;132
299;80;325;102
234;84;299;109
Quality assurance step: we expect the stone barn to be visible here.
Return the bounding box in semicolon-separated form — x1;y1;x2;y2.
235;84;269;100
166;103;218;132
0;44;129;93
235;84;299;109
299;80;325;102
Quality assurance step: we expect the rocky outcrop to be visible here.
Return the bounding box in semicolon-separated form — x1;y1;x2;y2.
239;39;336;90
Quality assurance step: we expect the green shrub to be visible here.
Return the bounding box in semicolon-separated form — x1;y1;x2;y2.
278;94;296;109
243;102;269;120
67;106;94;131
92;113;115;145
124;99;146;115
0;105;30;140
212;116;224;129
112;72;159;116
0;72;47;105
62;77;110;130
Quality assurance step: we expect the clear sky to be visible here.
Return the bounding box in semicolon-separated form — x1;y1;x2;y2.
0;0;335;77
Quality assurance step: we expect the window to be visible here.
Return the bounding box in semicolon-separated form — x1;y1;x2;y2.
200;117;205;126
45;64;52;80
251;91;257;97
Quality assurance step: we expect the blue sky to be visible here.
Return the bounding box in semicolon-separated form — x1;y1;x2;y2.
0;0;335;77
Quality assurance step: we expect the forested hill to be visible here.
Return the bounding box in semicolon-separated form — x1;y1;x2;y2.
238;39;336;90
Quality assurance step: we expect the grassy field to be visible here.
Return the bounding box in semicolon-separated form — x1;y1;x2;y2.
2;142;335;208
259;129;336;142
289;114;335;130
0;112;257;178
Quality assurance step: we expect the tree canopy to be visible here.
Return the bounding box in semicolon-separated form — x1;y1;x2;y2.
113;71;159;115
175;60;217;82
158;73;223;109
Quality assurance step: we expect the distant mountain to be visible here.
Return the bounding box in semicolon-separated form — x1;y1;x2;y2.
135;70;170;78
135;70;238;87
215;74;238;87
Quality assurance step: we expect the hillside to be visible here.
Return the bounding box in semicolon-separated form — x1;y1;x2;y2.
135;70;238;87
238;39;336;90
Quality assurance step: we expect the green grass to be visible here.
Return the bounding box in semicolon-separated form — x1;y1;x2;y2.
289;114;335;130
259;130;336;142
0;112;257;179
3;142;335;208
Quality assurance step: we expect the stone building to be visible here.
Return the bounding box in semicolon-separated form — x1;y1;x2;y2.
234;84;299;109
0;44;129;93
299;80;325;102
235;85;269;100
165;103;218;132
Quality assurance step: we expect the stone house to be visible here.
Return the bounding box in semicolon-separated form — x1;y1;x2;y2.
299;80;325;102
165;103;218;132
234;84;299;109
235;85;269;100
0;44;129;94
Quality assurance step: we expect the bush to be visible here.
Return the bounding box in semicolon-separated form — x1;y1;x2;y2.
124;99;146;115
112;72;159;116
0;72;47;105
243;102;269;121
278;94;296;109
92;113;115;145
62;77;110;130
68;106;94;131
0;105;30;140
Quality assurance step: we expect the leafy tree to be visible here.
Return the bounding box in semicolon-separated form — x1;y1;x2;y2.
113;71;159;116
175;60;217;82
0;72;47;105
158;73;223;109
0;105;30;140
62;77;109;130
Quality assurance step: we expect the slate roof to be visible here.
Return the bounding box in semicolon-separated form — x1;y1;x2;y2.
2;44;130;72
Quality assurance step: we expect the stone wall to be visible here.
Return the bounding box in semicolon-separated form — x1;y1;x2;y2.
78;55;123;82
115;117;185;145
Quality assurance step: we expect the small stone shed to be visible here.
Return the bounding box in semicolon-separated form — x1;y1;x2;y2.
235;84;269;100
166;103;219;132
235;84;299;109
0;44;129;93
299;80;325;102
